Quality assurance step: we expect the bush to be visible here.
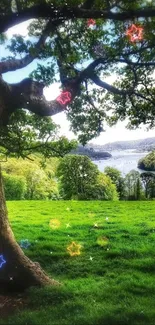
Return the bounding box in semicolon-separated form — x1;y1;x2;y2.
2;173;27;200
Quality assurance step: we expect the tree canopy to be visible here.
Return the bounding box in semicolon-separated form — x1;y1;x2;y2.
138;150;155;171
0;0;155;149
0;110;77;159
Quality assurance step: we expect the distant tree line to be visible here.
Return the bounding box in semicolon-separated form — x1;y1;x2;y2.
2;154;155;201
105;167;155;200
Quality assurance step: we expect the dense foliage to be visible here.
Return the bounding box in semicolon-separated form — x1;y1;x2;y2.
1;156;61;200
56;154;98;199
57;155;118;200
124;170;144;200
2;155;155;200
138;151;155;171
140;172;155;199
0;0;155;201
3;172;27;200
104;166;125;199
0;0;155;147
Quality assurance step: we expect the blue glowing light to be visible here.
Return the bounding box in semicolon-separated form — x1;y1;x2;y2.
19;239;31;249
0;255;6;268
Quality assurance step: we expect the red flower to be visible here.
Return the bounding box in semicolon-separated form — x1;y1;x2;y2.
56;91;72;105
126;24;143;42
87;19;96;27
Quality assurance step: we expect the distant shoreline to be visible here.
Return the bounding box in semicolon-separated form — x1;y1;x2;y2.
93;150;150;175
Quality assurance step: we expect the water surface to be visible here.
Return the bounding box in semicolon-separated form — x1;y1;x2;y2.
93;150;148;176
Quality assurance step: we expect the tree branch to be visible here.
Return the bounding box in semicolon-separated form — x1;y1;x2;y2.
10;78;64;116
21;143;64;158
8;77;81;120
89;73;128;95
0;4;155;34
0;19;59;74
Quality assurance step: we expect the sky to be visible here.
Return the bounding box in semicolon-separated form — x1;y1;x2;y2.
1;19;155;145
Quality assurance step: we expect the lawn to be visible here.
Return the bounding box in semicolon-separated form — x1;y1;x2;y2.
1;200;155;325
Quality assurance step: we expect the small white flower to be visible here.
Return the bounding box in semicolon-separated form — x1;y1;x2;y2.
106;217;109;221
89;256;93;261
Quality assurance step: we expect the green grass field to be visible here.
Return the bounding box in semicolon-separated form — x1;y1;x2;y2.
1;201;155;325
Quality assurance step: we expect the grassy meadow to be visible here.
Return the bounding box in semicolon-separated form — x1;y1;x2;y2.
1;200;155;325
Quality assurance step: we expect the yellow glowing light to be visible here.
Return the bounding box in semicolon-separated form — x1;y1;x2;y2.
49;219;60;229
97;236;109;247
67;241;81;256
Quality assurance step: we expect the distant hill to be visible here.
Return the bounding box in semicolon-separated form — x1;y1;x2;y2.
70;144;112;160
69;137;155;160
89;137;155;152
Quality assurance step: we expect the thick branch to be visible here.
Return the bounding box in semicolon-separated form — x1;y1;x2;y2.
0;4;155;34
0;20;59;74
10;78;64;116
8;77;81;119
89;73;128;95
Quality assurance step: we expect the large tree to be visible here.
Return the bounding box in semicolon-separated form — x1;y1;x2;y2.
0;0;155;292
0;112;77;292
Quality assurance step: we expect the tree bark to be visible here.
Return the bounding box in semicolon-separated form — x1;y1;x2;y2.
0;166;60;292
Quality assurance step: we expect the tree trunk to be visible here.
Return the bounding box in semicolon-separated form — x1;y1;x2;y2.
0;166;60;292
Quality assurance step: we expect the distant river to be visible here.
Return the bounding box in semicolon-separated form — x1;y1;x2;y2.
93;150;148;176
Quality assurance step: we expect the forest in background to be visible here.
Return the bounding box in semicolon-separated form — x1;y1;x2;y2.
2;152;155;201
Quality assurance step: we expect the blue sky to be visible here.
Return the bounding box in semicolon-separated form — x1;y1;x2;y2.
1;20;155;145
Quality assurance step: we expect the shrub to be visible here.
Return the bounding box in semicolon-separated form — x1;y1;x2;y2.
2;173;27;200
